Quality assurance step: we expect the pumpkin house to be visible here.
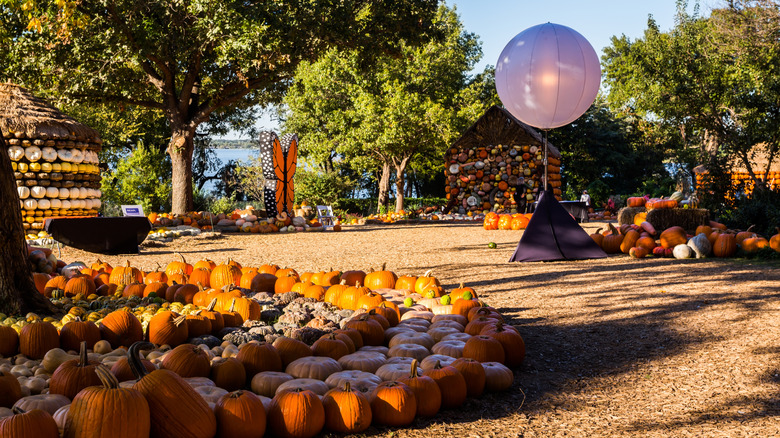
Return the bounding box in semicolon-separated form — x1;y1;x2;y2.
0;84;103;232
444;105;562;214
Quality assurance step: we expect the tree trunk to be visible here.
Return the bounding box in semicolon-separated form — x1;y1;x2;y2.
0;136;55;315
168;128;196;215
393;156;410;213
377;159;391;213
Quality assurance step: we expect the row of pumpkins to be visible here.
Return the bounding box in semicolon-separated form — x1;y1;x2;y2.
149;209;337;234
482;212;531;231
0;258;523;437
591;220;780;259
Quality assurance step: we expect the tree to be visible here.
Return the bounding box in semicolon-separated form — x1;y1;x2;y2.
602;0;780;206
281;5;487;212
548;97;671;197
0;135;54;315
1;0;440;214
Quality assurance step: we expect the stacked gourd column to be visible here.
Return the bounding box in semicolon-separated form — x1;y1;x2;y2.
444;143;562;213
6;131;102;232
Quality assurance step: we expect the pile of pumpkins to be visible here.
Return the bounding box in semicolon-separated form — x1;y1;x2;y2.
149;209;338;234
483;212;531;231
590;220;780;259
0;257;524;438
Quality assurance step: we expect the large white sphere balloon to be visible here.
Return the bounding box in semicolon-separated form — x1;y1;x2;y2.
496;23;601;129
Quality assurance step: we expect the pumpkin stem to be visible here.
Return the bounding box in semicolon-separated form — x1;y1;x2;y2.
410;358;420;378
173;315;187;326
94;364;120;389
380;262;387;271
229;298;237;313
343;381;352;392
355;281;362;288
229;390;244;399
434;359;442;370
339;279;347;286
423;269;433;277
11;406;26;415
78;341;88;367
459;282;465;289
207;298;218;312
176;252;186;263
197;282;205;292
127;341;155;380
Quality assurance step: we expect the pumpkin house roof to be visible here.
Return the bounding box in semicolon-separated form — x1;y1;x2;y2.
0;83;101;144
451;105;560;158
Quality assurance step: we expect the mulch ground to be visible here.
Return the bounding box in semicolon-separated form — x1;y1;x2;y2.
56;221;780;437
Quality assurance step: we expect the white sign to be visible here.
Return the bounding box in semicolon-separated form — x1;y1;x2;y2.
121;205;145;217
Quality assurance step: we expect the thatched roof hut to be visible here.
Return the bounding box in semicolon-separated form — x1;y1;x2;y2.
0;83;101;146
444;105;562;213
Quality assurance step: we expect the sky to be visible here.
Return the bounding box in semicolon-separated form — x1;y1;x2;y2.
221;0;708;139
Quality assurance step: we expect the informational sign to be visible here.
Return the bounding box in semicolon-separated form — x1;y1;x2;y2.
316;205;335;229
121;205;145;217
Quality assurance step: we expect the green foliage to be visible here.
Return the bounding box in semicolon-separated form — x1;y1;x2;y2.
294;168;354;207
721;188;780;238
232;158;265;206
637;173;677;198
209;196;240;216
585;180;612;208
100;141;171;214
1;0;441;213
280;5;487;211
602;1;780;209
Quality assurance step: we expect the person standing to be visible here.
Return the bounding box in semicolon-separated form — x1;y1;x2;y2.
580;190;591;208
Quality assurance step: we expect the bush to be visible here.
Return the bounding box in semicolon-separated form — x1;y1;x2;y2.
100;140;171;215
721;188;780;237
334;197;447;215
294;169;354;207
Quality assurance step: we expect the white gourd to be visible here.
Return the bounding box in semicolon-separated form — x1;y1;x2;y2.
687;233;711;258
69;189;79;200
50;199;62;209
57;149;73;161
79;187;88;199
8;146;24;161
41;162;53;172
30;186;46;199
37;199;51;210
70;148;84;163
17;186;30;199
24;146;42;162
23;199;37;210
673;244;694;259
61;200;71;209
41;147;58;161
46;187;59;198
93;199;102;209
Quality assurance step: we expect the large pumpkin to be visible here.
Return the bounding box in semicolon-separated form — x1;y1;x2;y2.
321;382;372;434
659;226;687;249
601;224;623;254
20;321;59;360
215;390;266;438
268;388;325;438
369;381;417;426
63;365;150;438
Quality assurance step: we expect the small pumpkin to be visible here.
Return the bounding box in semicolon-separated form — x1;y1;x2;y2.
49;341;101;400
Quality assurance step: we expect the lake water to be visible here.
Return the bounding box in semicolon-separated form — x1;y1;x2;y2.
202;148;258;193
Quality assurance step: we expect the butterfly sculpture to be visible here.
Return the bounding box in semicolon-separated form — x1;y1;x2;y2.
257;131;297;217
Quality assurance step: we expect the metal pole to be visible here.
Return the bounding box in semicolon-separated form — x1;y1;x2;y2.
543;130;549;192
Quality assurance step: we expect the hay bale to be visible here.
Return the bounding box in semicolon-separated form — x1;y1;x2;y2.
617;207;646;226
645;208;709;233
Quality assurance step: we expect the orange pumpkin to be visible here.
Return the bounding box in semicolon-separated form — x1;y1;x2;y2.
659;226;687;249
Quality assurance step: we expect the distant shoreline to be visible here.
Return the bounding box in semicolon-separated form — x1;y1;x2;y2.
209;139;256;149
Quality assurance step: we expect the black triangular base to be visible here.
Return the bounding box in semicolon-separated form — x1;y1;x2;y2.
509;188;607;262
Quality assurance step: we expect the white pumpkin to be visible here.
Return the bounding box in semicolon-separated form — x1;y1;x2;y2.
46;187;59;198
41;147;58;162
37;199;51;210
61;200;71;209
69;189;79;200
50;199;62;209
8;146;24;161
93;199;101;209
30;186;46;199
57;149;73;162
96;190;102;198
687;233;711;259
58;188;70;199
70;149;84;163
23;199;37;210
673;244;694;259
17;186;30;199
79;187;88;199
24;146;42;162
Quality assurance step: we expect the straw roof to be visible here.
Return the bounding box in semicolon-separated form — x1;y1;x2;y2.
0;83;101;144
450;105;561;159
